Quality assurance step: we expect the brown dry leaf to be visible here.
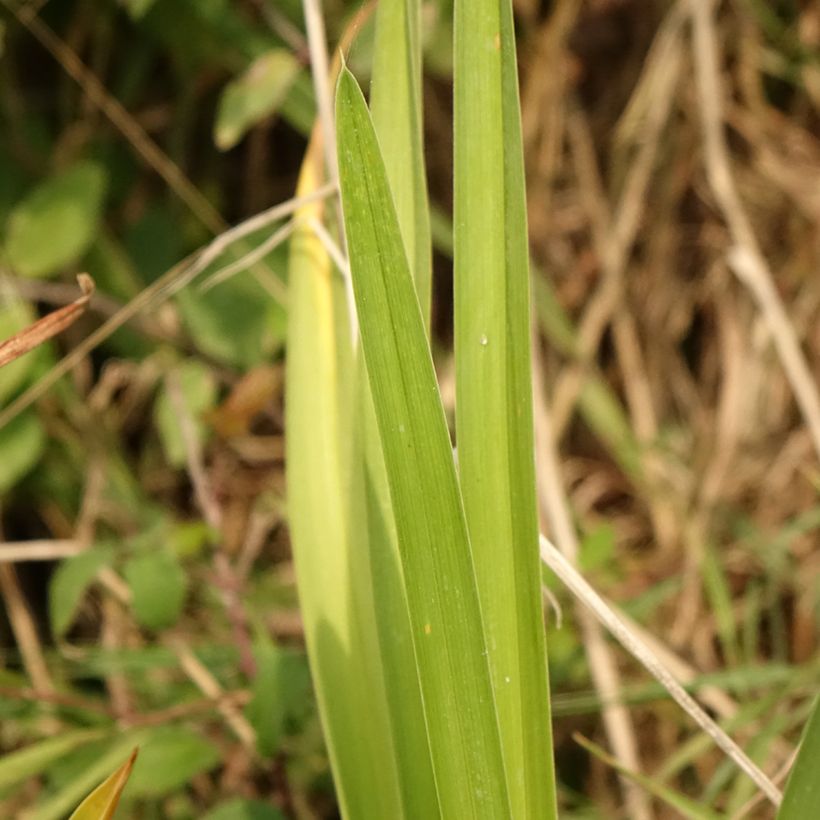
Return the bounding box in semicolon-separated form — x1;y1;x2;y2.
0;274;95;370
208;365;280;438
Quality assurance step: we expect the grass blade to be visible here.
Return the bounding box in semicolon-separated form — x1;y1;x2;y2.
453;1;557;816
336;66;511;818
370;0;431;324
285;141;402;818
361;1;441;815
573;734;724;820
778;696;820;819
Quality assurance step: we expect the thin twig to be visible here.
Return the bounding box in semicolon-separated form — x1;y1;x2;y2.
0;185;335;432
302;0;339;189
199;219;298;293
0;564;55;696
0;540;83;563
539;534;783;807
173;642;257;753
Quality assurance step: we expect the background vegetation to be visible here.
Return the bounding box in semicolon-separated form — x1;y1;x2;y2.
0;0;817;817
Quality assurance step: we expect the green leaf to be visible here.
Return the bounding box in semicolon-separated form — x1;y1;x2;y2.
246;640;287;757
122;726;220;798
336;66;510;817
0;410;45;493
123;0;158;19
176;276;274;368
154;360;218;468
286;146;403;818
453;1;557;815
124;550;188;630
778;696;820;819
0;730;107;793
5;161;107;278
68;747;138;820
203;799;285;820
362;1;440;816
49;547;114;637
370;0;431;324
215;50;301;150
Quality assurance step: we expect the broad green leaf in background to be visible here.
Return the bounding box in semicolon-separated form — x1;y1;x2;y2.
5;161;107;278
0;730;107;793
123;550;188;630
215;50;301;150
122;726;220;798
68;747;137;820
154;360;218;468
49;547;114;637
286;142;403;818
0;410;45;494
778;695;820;819
176;275;277;369
453;0;557;816
336;66;510;817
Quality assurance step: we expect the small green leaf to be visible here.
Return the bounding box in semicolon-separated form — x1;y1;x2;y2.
123;0;158;19
154;360;218;468
168;520;214;558
215;50;301;150
203;798;285;820
246;640;286;758
49;547;114;637
124;550;188;630
579;524;616;573
245;639;310;758
5;161;107;278
68;747;138;820
0;410;45;493
176;276;274;368
122;726;220;798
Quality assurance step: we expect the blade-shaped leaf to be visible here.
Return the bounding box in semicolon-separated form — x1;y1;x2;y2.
285;142;402;818
68;748;137;820
370;0;431;324
363;0;440;816
453;1;558;816
336;66;510;818
778;696;820;819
